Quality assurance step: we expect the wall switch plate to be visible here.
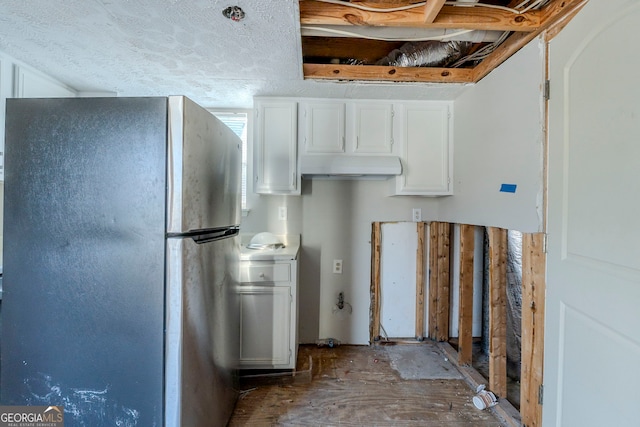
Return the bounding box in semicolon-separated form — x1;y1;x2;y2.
333;259;343;274
412;208;422;222
278;206;288;220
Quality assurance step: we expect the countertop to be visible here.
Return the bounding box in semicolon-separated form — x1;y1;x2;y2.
239;234;300;261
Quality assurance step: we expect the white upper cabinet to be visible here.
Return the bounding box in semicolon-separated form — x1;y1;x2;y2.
300;100;345;153
392;102;453;196
300;100;395;156
14;65;77;98
253;98;300;195
350;102;394;154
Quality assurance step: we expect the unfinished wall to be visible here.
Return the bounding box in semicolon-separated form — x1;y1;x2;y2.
438;37;546;233
241;179;440;345
241;37;546;345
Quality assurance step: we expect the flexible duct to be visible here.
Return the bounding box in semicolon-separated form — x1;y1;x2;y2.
375;40;472;68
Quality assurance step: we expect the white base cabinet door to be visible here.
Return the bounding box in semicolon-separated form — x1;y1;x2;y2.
239;259;298;369
239;286;293;367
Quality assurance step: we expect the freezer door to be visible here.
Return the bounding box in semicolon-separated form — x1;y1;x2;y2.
165;235;240;427
167;96;242;234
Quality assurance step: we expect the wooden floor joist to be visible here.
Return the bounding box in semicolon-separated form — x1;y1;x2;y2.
520;233;546;427
487;227;508;399
457;224;475;366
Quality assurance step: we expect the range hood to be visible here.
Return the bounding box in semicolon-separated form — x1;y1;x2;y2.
300;155;402;178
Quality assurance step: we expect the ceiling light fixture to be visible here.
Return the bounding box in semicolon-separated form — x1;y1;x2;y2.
222;6;245;22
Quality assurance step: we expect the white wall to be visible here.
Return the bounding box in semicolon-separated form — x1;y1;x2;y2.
438;38;546;233
242;179;441;344
242;37;547;345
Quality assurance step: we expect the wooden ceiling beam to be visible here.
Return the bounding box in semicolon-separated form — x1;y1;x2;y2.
472;0;589;82
299;0;541;32
303;63;475;83
423;0;446;24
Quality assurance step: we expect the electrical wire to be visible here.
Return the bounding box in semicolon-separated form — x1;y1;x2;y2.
301;25;474;42
310;0;548;15
310;0;428;13
450;30;510;67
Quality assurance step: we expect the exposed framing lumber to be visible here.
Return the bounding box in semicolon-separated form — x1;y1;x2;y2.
415;222;427;340
487;227;508;398
472;0;589;82
520;233;546;427
299;1;540;31
428;222;451;341
544;0;587;41
457;224;475;365
370;222;382;343
303;63;474;83
423;0;446;24
301;0;589;84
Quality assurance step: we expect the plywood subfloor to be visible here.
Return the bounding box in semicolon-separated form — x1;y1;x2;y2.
229;343;506;426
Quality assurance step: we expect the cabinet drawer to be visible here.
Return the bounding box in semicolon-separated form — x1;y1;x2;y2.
241;263;291;283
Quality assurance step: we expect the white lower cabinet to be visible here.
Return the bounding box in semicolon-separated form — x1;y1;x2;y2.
239;260;298;369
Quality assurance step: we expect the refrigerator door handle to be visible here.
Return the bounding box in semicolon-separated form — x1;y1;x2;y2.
192;227;239;244
167;226;239;244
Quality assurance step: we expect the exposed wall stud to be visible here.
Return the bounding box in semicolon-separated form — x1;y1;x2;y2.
521;233;546;426
457;224;475;365
487;227;508;398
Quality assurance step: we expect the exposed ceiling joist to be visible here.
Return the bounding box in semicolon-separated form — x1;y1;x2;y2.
423;0;446;24
299;0;590;84
299;2;541;32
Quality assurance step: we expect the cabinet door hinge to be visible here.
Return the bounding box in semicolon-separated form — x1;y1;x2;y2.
544;80;550;100
538;384;544;405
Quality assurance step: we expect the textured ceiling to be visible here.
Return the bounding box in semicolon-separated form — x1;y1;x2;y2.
0;0;466;108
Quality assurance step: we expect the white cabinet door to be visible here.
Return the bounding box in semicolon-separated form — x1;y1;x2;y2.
350;102;394;154
394;102;452;195
301;100;395;155
239;286;293;367
253;99;299;195
14;65;76;98
301;101;345;153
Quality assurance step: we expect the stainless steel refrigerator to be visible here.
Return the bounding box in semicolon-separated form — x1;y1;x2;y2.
1;96;241;426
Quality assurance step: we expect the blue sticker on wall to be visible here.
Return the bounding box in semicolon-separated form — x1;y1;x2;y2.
500;184;517;193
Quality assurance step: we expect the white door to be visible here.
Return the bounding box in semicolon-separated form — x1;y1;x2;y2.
546;1;640;426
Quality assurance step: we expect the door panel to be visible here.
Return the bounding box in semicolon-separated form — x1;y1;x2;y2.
546;1;640;425
165;235;240;427
167;96;242;233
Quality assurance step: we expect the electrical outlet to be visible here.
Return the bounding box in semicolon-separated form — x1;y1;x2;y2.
333;259;343;274
412;208;422;222
278;206;288;220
